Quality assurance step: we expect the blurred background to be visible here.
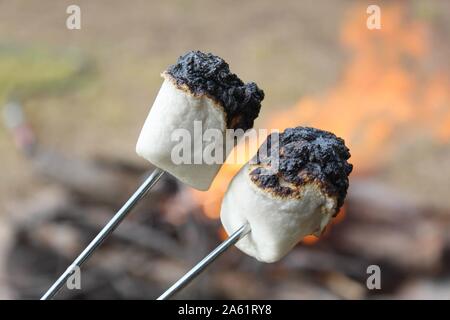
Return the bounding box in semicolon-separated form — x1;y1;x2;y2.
0;0;449;299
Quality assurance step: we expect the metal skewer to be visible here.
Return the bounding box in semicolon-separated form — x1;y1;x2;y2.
157;223;251;300
41;168;165;300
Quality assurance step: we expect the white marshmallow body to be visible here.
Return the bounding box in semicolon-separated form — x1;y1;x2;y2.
136;76;227;190
220;165;337;262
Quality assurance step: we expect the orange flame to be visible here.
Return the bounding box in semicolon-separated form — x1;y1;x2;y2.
270;3;449;173
302;205;346;245
190;136;259;219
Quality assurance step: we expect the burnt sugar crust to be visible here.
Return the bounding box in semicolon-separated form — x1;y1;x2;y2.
165;51;264;131
249;126;353;214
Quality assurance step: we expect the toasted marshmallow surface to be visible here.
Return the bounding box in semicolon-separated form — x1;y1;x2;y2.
220;126;353;262
221;165;336;262
136;76;226;190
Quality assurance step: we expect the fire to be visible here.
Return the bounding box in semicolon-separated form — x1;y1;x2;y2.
190;139;257;219
191;162;244;219
302;205;347;245
192;4;450;244
270;3;449;173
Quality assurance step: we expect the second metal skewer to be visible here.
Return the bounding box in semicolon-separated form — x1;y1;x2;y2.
157;223;251;300
41;168;165;300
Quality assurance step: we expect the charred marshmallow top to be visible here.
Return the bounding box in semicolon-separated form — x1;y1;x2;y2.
164;51;264;131
249;126;353;214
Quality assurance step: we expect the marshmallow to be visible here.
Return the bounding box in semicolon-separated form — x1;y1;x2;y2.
136;51;264;190
220;127;353;262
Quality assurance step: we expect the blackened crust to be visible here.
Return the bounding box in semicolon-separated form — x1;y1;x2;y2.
165;51;264;131
249;127;353;214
